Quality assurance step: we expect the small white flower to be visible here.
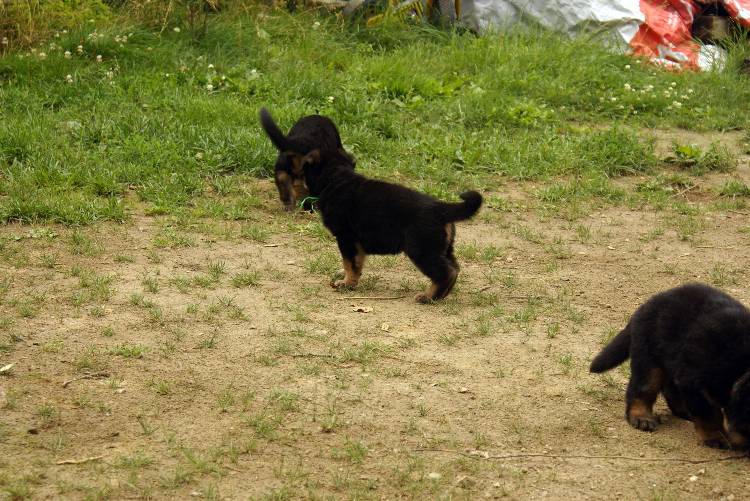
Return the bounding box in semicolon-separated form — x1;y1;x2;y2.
165;73;170;77
633;110;638;114
147;46;153;51
625;64;631;70
610;97;617;102
618;104;624;109
64;51;71;59
221;75;226;81
106;71;114;79
64;74;73;84
173;27;181;33
327;96;335;103
76;45;83;54
688;88;694;94
195;152;204;160
312;21;321;29
673;101;682;108
1;37;8;45
624;83;631;91
206;83;214;91
208;63;214;69
670;82;677;87
96;55;102;62
38;52;47;59
681;94;689;100
62;30;68;34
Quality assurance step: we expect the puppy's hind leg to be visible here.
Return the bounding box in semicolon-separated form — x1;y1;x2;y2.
625;363;663;432
332;240;365;290
409;253;458;304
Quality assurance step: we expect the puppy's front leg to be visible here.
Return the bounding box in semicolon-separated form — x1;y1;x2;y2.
332;239;365;290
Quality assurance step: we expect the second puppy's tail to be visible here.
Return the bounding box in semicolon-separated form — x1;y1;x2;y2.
442;191;483;222
589;325;631;373
259;108;301;153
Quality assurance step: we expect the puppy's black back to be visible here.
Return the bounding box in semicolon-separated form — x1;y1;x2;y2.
307;153;482;255
260;108;343;155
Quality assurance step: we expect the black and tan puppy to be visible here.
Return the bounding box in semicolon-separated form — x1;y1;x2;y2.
298;148;482;303
259;108;355;211
590;282;750;450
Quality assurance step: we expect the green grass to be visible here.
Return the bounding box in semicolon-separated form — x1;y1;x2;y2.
1;9;750;224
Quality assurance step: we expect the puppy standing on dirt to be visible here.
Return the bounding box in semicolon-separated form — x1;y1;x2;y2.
259;107;355;211
590;282;750;450
297;148;482;303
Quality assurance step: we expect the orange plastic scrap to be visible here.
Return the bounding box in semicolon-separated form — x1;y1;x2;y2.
630;0;701;70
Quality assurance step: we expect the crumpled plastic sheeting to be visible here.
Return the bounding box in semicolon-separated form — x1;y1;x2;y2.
460;0;750;71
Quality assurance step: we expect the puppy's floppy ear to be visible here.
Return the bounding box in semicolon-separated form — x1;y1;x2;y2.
300;149;321;170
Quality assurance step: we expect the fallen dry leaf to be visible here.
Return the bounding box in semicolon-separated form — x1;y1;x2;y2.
0;363;14;374
352;305;373;313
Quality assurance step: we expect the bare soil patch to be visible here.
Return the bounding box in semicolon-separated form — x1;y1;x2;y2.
2;147;750;500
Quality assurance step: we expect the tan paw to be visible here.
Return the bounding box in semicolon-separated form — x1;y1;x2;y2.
332;279;355;290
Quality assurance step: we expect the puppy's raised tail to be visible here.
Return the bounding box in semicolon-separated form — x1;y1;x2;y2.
259;107;301;153
589;325;631;373
443;191;483;222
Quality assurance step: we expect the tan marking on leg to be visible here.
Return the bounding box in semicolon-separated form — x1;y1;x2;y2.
333;245;366;289
445;223;455;246
415;282;440;304
695;417;730;448
626;368;663;431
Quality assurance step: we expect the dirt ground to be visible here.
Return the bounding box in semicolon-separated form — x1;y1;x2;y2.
2;130;750;500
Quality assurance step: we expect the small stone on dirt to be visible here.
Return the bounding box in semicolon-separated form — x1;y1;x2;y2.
455;475;476;489
381;323;390;332
689;475;698;482
458;387;469;393
427;472;441;481
0;363;14;374
352;305;373;313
